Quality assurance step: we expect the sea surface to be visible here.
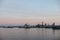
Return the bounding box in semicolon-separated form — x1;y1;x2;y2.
0;28;60;40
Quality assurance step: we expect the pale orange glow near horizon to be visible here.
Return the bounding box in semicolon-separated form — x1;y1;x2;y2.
0;16;60;25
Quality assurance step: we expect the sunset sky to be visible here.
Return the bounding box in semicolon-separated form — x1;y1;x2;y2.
0;0;60;25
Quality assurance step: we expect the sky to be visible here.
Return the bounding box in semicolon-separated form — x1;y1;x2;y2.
0;0;60;25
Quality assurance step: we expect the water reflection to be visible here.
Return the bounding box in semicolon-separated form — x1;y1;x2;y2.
0;29;3;40
0;28;60;40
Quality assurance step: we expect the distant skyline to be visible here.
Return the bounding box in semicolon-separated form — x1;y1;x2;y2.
0;0;60;25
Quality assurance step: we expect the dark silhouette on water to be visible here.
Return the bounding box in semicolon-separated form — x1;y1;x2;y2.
52;22;60;29
0;22;60;29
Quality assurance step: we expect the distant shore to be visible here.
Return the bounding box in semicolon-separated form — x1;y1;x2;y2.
0;25;60;30
0;23;60;29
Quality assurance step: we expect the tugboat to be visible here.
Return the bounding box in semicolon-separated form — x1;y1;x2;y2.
52;25;60;29
52;22;60;29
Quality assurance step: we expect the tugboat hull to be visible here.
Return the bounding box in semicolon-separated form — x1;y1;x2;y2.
52;26;60;29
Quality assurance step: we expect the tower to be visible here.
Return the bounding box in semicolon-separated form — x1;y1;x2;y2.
42;22;43;26
52;22;55;26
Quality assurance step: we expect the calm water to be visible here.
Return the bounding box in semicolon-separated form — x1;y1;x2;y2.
0;28;60;40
